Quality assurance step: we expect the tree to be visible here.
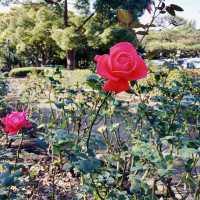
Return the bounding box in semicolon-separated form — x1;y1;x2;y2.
94;0;151;22
42;0;90;69
0;0;159;68
51;12;88;68
0;4;63;67
43;0;152;69
154;15;187;28
144;23;200;57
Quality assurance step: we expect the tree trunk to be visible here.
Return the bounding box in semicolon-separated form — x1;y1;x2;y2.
63;0;73;69
64;0;68;27
66;49;76;70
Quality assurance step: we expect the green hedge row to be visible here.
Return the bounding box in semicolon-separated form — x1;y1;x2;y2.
9;67;45;78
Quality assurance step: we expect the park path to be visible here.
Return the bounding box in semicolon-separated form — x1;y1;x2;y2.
6;77;27;104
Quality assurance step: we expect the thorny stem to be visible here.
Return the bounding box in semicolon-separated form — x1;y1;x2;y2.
86;93;110;151
139;0;163;45
90;174;104;200
119;157;128;188
48;85;56;121
16;131;24;162
8;131;24;199
75;117;82;146
51;142;56;200
194;181;200;200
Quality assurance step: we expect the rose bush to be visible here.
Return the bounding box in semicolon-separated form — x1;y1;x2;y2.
1;112;31;135
1;1;195;199
94;42;148;93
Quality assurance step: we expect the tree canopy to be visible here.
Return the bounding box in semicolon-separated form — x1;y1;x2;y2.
0;1;149;68
0;4;63;66
144;23;200;57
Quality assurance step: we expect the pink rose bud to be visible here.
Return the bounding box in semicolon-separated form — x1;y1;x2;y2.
1;112;31;135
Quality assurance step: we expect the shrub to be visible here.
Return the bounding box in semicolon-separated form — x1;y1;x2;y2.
9;67;45;78
0;74;8;116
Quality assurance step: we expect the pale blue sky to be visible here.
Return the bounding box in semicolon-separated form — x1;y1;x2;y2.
0;0;200;28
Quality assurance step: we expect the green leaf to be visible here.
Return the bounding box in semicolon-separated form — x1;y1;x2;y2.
63;163;73;172
158;168;172;177
78;158;102;173
0;172;14;187
136;31;147;35
185;159;193;173
129;176;141;193
166;6;176;16
53;129;75;145
158;2;165;10
86;74;103;90
117;9;133;26
179;147;198;159
170;4;184;12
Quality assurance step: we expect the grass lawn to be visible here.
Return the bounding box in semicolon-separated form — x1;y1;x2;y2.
45;68;92;87
9;67;92;87
6;67;92;107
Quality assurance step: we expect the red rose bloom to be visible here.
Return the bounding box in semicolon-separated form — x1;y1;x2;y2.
94;42;148;93
1;112;31;135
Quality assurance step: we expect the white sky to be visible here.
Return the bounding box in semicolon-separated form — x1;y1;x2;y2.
140;0;200;28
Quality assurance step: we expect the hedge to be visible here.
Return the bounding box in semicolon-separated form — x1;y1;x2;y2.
9;67;45;78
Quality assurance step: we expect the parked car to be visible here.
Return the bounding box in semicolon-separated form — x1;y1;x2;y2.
182;58;200;69
151;57;200;69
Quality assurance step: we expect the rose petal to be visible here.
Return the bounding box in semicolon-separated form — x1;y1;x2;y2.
110;42;137;57
109;42;138;73
127;55;148;80
103;79;129;93
1;111;31;135
24;120;32;128
95;54;118;81
111;55;148;80
110;52;135;72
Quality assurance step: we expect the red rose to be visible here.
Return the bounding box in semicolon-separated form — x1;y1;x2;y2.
103;79;129;93
1;112;31;135
94;42;148;93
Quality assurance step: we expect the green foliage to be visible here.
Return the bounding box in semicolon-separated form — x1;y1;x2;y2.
94;0;151;22
0;0;151;68
51;26;87;51
74;0;90;15
0;74;8;116
1;66;200;199
2;0;200;199
99;26;137;48
21;66;197;199
0;163;24;188
9;67;45;77
145;23;200;57
0;4;63;67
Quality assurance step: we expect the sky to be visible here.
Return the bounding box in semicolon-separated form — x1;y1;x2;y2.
140;0;200;28
0;0;200;28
